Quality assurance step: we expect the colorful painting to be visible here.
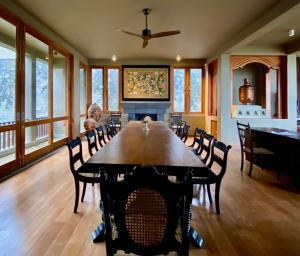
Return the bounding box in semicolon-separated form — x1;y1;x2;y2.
122;65;170;101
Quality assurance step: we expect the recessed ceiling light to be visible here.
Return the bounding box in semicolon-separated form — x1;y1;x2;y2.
288;29;295;37
176;54;181;61
112;54;117;61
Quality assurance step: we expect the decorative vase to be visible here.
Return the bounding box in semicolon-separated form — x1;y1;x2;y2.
144;122;149;132
87;103;102;125
239;78;254;105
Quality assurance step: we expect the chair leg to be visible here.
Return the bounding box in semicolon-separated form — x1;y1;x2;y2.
240;151;244;171
74;179;80;213
206;184;213;204
215;182;221;214
248;156;254;177
81;182;87;202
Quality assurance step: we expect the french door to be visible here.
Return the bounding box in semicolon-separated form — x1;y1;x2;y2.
0;12;71;178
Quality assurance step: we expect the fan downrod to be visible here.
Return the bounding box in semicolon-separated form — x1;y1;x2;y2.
142;8;151;36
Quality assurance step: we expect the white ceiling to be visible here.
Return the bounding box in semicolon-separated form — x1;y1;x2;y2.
13;0;298;59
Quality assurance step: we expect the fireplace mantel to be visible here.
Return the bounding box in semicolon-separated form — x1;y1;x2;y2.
122;101;171;121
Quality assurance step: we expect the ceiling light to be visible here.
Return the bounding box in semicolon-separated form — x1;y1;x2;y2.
176;54;181;61
288;29;295;37
112;54;117;61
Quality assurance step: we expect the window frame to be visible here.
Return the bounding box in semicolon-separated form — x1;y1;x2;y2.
0;4;73;176
106;65;122;113
89;65;105;111
171;65;205;115
79;62;88;135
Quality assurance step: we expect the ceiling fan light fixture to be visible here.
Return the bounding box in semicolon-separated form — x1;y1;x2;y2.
288;29;295;37
112;54;117;61
176;54;181;61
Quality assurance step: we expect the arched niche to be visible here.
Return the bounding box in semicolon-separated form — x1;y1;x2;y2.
231;56;285;119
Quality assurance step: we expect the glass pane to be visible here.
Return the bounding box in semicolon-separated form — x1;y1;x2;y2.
80;116;86;133
108;69;119;111
0;18;16;123
53;120;68;142
25;124;50;154
174;69;185;112
190;68;202;112
25;33;49;121
80;67;86;114
92;68;103;110
53;51;67;117
0;130;16;166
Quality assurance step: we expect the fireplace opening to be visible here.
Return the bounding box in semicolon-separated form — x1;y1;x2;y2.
135;113;157;121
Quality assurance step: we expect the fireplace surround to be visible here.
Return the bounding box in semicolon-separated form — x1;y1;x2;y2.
122;101;171;121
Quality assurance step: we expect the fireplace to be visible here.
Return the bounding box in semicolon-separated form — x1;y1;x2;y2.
122;101;171;121
135;113;157;121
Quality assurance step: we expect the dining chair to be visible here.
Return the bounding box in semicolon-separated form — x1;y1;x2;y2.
189;128;205;155
175;120;186;137
197;133;214;164
236;121;275;177
181;123;191;143
109;113;121;132
95;125;107;147
66;137;101;213
169;113;182;131
100;165;192;256
192;140;231;214
86;130;99;157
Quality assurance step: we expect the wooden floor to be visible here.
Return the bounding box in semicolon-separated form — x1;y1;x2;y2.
1;138;300;256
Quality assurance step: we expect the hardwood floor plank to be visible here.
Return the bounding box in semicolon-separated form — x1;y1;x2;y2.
0;139;300;255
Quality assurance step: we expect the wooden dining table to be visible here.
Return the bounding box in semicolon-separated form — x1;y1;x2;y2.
86;121;207;247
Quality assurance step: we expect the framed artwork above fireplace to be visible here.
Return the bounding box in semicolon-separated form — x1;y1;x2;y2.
122;65;170;101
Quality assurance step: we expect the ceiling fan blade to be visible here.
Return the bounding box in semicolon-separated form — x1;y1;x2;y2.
142;40;149;48
116;28;142;38
150;30;181;38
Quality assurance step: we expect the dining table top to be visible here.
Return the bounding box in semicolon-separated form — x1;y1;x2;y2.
86;121;206;172
251;127;300;141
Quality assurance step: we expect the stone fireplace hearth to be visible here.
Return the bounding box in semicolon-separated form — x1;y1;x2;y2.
122;101;171;121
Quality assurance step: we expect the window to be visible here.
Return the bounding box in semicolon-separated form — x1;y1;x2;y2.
0;8;71;177
0;16;17;167
107;68;119;112
173;69;185;112
190;68;202;112
53;51;67;117
173;67;203;114
80;63;87;133
91;68;103;109
25;33;49;121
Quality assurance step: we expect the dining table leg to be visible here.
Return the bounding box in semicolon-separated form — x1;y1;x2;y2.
91;199;105;243
189;227;204;247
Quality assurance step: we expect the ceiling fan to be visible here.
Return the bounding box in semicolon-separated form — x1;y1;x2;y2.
116;8;180;48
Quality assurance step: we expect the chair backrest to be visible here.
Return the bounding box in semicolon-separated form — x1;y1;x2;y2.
101;165;192;256
181;123;190;143
207;140;232;179
236;121;251;150
190;128;205;152
66;137;84;174
109;113;121;125
95;125;106;147
85;130;98;156
175;120;186;137
169;113;182;127
198;133;214;164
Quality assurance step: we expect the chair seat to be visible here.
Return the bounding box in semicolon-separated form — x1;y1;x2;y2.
76;165;101;181
244;147;274;155
192;168;218;184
